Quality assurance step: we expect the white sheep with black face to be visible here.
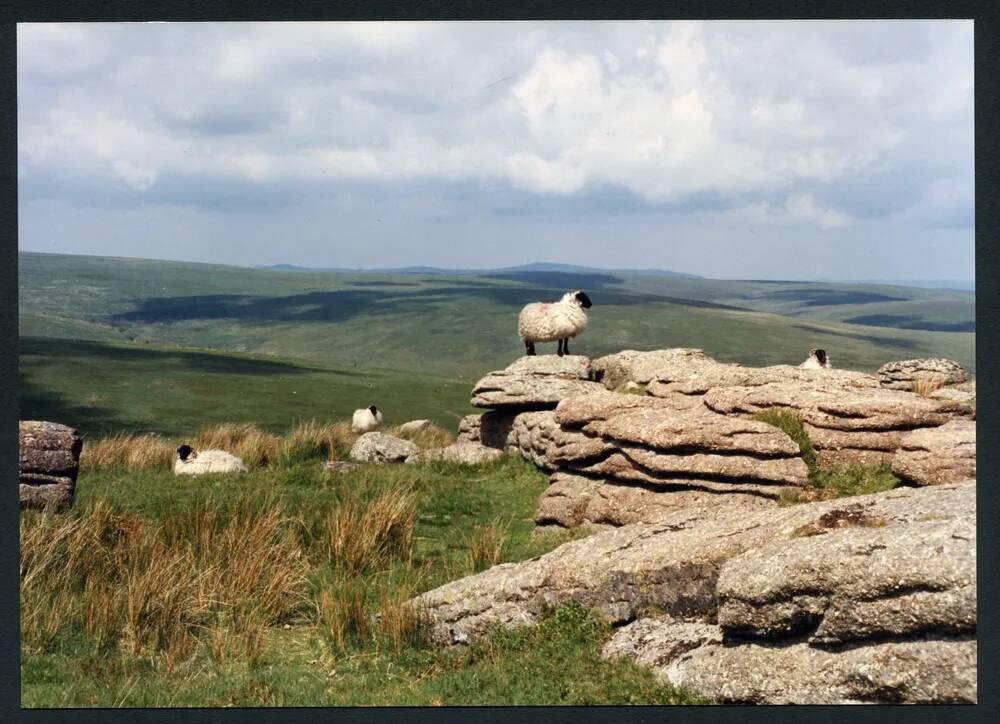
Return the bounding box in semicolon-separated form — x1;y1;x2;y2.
517;290;593;356
173;444;248;475
800;348;832;369
351;405;383;433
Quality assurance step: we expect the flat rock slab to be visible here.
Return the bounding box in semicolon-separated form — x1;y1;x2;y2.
649;363;879;398
409;482;973;647
604;616;976;704
471;355;605;409
589;348;719;390
323;460;363;473
550;392;809;490
349;432;419;464
407;441;504;465
716;510;975;644
892;419;976;486
535;472;775;530
878;358;967;390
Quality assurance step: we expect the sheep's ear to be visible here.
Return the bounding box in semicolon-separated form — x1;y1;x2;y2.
575;291;592;308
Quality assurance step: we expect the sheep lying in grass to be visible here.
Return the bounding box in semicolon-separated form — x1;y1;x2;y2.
518;290;593;356
174;444;248;475
351;405;383;433
799;348;832;369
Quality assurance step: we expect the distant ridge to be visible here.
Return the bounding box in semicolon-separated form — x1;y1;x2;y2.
257;261;702;279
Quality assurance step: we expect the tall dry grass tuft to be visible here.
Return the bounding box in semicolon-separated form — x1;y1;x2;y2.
317;581;371;652
389;422;455;451
464;518;510;573
20;496;309;666
317;490;417;575
193;422;277;469
376;579;428;656
913;376;948;397
279;419;357;464
79;433;176;472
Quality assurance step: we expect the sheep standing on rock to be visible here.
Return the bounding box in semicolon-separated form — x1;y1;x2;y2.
174;444;248;475
351;405;383;433
799;348;832;369
518;290;593;356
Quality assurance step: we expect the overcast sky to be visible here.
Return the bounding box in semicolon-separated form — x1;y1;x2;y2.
17;20;973;280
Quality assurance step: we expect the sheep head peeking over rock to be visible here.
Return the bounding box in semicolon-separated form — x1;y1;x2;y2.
518;290;593;357
352;405;384;433
800;348;832;369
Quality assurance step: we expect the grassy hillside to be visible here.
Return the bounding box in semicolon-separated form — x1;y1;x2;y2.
20;336;473;439
19;252;976;381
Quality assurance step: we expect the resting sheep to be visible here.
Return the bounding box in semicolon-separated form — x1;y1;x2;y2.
174;444;248;475
351;405;383;433
518;290;593;356
799;348;832;369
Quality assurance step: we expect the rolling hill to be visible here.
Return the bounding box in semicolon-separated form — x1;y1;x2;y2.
18;251;975;437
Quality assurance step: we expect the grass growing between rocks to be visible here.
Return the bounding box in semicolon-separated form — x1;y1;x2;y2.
752;409;902;504
21;456;689;707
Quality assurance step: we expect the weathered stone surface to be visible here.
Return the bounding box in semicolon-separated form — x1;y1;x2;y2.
471;355;605;409
19;482;74;510
456;410;559;469
409;482;973;646
892;420;976;486
550;393;809;491
456;414;482;443
704;381;973;467
19;420;83;479
407;441;504;465
601;615;722;669
878;358;967;390
716;512;975;644
535;473;775;530
931;385;977;404
19;420;83;509
397;419;432;435
590;349;719;390
604;616;976;704
349;432;419;464
649;363;879;398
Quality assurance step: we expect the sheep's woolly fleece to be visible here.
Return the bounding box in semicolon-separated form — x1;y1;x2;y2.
518;291;589;344
352;407;383;433
174;449;248;475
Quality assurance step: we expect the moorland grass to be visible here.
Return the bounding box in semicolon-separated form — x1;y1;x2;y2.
23;455;688;707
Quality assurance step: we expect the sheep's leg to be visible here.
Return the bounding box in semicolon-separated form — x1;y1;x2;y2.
563;338;571;355
525;340;536;356
557;339;565;356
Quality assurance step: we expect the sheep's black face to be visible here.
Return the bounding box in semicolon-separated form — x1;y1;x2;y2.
815;349;828;365
574;291;592;309
177;444;194;461
368;405;378;416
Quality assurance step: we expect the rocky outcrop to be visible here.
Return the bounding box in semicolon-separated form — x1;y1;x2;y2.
412;482;973;644
535;472;774;530
548;391;809;498
349;432;419;464
703;381;973;468
878;358;967;390
456;410;559;469
892;420;976;486
471;355;604;409
407;441;504;465
19;421;83;509
410;482;975;704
